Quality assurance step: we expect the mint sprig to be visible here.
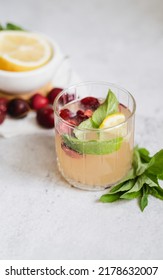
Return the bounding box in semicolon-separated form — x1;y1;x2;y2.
92;89;119;127
0;22;24;31
63;134;123;155
100;146;163;211
62;89;122;155
74;89;119;140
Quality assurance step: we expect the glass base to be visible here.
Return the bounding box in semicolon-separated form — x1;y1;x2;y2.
57;160;114;191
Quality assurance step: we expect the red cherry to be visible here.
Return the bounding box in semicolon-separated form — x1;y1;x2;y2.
60;109;73;120
0;109;6;124
58;93;66;105
60;93;75;105
76;110;88;124
67;93;75;103
76;110;84;117
30;93;49;110
0;98;8;113
119;103;127;112
67;118;79;126
8;98;29;118
80;96;100;109
47;88;63;104
61;143;82;158
84;109;93;117
36;105;54;128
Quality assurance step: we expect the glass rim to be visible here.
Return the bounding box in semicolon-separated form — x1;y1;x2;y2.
53;81;136;132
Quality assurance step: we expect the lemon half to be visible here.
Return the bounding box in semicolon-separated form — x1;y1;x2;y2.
0;31;53;72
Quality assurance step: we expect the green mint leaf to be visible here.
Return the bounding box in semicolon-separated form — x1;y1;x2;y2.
92;89;119;127
123;174;157;195
155;185;163;196
138;147;151;163
140;186;149;211
133;147;151;176
74;118;97;140
99;145;163;211
148;149;163;176
100;192;122;203
158;173;163;180
110;178;135;194
125;175;145;193
142;175;158;188
120;190;141;199
74;89;119;140
145;172;159;185
0;23;4;30
6;22;24;30
149;186;163;200
62;134;123;155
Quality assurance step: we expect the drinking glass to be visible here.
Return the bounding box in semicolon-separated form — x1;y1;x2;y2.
54;82;136;191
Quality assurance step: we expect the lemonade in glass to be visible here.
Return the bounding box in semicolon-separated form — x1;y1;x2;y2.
54;82;136;191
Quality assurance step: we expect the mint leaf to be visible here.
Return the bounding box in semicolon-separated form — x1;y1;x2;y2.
149;187;163;200
110;179;135;194
100;192;122;202
92;89;119;127
99;146;163;212
133;147;151;176
121;174;157;196
0;22;25;31
120;190;141;200
0;23;4;30
138;147;151;162
148;149;163;176
140;186;149;211
145;172;159;185
74;89;119;140
158;173;163;180
62;134;123;155
6;22;24;30
74;118;97;140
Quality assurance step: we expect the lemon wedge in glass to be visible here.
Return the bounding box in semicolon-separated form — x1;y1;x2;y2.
0;31;52;71
99;112;127;139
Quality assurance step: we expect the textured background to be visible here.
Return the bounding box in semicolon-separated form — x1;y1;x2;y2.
0;0;163;259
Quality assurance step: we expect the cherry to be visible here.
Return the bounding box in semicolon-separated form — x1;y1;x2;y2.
61;143;82;158
67;117;79;126
119;103;127;112
8;98;29;118
47;87;75;106
0;98;8;114
30;93;49;110
69;115;88;126
60;93;75;105
47;88;63;104
0;109;6;124
60;109;73;120
36;105;54;128
67;93;75;103
80;96;100;109
76;110;85;118
84;109;93;117
76;110;88;123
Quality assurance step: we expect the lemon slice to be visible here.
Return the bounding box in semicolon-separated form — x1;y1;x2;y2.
99;113;127;139
100;113;125;128
0;31;52;72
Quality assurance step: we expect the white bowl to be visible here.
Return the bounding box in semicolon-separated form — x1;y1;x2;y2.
0;33;63;94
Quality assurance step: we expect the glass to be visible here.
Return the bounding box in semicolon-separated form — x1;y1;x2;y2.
54;81;136;191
